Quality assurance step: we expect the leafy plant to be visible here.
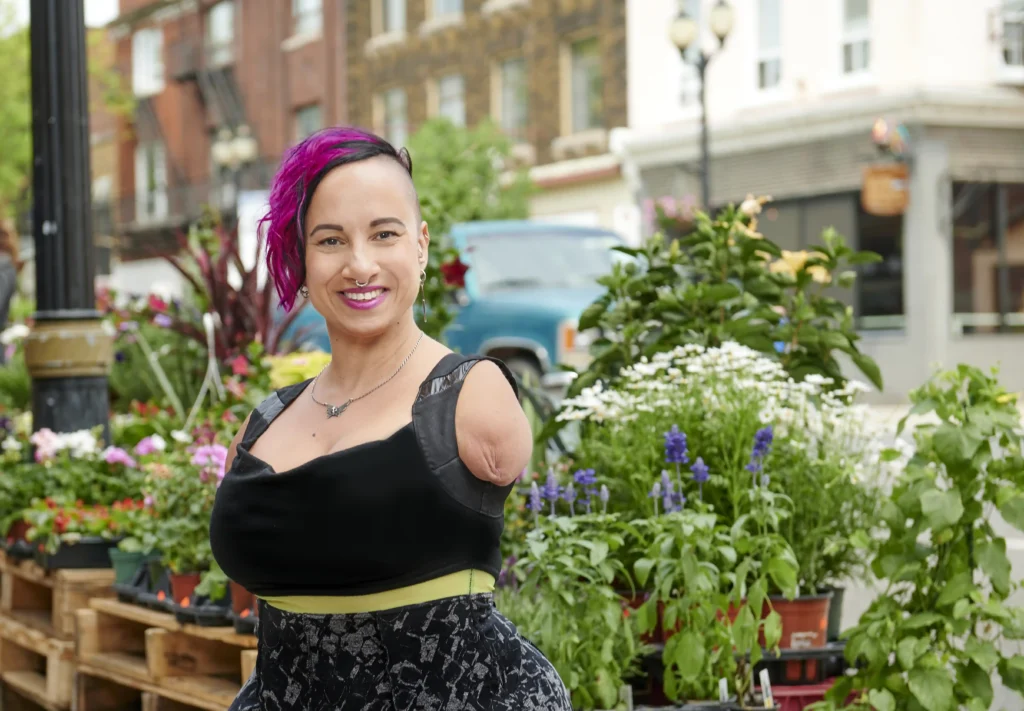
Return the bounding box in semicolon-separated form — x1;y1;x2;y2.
406;118;533;340
813;364;1024;711
24;497;143;554
500;514;643;710
566;200;883;402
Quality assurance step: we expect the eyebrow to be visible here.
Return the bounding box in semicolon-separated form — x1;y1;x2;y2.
308;217;405;237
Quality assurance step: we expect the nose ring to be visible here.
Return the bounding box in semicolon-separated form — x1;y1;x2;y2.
355;280;368;288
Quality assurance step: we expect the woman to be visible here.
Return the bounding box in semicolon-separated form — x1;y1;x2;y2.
0;225;21;363
210;127;572;711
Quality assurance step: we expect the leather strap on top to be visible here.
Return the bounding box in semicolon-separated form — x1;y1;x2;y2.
412;353;519;517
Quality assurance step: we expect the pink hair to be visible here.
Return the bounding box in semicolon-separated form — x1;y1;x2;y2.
260;126;412;312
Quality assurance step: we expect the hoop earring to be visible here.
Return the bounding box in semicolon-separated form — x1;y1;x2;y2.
300;286;309;299
419;269;427;321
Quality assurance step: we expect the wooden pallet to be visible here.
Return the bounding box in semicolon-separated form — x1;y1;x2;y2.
0;610;75;709
75;671;210;711
0;551;116;640
76;599;257;711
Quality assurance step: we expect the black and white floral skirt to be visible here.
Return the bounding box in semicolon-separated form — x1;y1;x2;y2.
229;593;572;711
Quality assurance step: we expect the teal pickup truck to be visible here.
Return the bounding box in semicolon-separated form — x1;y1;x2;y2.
289;220;628;392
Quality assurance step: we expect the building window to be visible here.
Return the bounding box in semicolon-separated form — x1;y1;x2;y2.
433;0;462;18
131;28;164;97
841;0;870;74
134;141;168;224
1004;1;1024;67
435;74;466;127
375;0;406;34
206;0;234;67
569;37;602;133
856;204;904;330
757;0;781;90
497;58;528;140
295;104;323;141
293;0;322;36
952;181;1024;333
380;88;408;147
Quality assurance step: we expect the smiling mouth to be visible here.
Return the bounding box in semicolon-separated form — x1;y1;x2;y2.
342;288;386;302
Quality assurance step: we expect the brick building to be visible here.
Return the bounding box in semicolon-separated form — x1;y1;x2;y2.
104;0;348;293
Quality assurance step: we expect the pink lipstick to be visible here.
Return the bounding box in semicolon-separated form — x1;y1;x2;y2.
338;285;389;310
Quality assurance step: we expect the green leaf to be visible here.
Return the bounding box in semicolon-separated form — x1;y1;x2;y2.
920;488;964;530
851;352;884;390
998;492;1024;532
765;555;798;598
902;612;945;630
958;661;994;707
976;538;1012;596
898;636;921;670
705;283;741;302
763;610;782;649
932;424;981;467
908;667;955;711
965;638;1000;672
671;630;707;682
589;541;609;567
578;301;607;331
1001;655;1024;693
867;689;896;711
936;571;976;608
633;558;655;588
847;251;884;265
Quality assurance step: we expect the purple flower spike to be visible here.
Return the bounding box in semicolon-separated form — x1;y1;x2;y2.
691;456;710;500
543;471;561;516
563;482;577;516
664;425;689;465
573;468;598;512
527;481;543;516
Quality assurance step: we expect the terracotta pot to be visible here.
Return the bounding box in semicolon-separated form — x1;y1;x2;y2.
770;593;831;650
169;572;202;606
230;580;255;617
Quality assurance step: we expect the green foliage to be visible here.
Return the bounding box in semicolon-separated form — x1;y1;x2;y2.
566;201;883;403
0;2;30;220
107;320;207;413
141;463;219;575
0;347;30;411
405;118;533;341
498;514;643;711
812;365;1024;711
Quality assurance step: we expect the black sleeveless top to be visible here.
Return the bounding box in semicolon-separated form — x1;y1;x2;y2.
209;353;518;597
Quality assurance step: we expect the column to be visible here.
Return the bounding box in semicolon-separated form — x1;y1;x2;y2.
23;0;112;438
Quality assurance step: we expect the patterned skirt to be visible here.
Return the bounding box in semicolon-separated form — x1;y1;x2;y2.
229;593;573;711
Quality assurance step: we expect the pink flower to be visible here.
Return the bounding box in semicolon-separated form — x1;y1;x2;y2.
29;428;61;462
230;355;249;377
134;435;167;456
143;495;154;507
103;447;138;468
192;444;229;483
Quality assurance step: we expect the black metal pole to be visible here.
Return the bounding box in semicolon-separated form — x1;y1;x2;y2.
24;0;112;438
698;54;710;210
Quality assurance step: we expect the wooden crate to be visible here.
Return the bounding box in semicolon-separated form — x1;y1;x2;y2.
0;552;115;640
0;611;75;709
76;599;257;711
75;671;209;711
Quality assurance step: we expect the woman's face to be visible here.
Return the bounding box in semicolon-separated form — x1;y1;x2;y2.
302;156;428;342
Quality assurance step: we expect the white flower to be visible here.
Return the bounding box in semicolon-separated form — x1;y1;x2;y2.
0;324;30;345
2;437;22;452
170;430;191;444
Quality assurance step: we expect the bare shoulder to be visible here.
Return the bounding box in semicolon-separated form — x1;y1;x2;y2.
454;359;532;486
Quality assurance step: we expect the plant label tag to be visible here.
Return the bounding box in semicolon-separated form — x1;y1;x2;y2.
718;678;728;703
760;669;774;708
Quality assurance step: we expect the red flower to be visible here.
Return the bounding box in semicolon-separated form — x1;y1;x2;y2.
439;258;469;288
148;294;169;313
229;355;249;377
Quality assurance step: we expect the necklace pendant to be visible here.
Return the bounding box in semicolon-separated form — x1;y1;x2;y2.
326;401;351;418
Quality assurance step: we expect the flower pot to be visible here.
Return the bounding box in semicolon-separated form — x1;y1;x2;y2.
817;585;845;642
769;593;831;650
6;519;29;543
109;548;146;585
35;537;121;570
230;580;255;617
169;572;202;606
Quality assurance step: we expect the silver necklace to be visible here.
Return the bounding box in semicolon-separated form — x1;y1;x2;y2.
309;332;424;418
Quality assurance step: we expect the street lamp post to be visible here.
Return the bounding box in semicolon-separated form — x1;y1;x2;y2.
211;125;258;224
24;0;113;438
669;0;734;210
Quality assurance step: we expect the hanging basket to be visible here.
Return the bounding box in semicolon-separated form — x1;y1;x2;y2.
861;163;909;216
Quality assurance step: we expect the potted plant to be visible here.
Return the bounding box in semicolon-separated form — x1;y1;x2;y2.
499;491;645;711
23;498;126;569
811;364;1024;711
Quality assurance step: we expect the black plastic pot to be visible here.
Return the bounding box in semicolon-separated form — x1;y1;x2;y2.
173;597;232;627
232;611;257;636
6;539;35;560
34;537;120;570
135;561;174;613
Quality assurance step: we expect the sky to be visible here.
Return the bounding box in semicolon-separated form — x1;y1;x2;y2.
8;0;119;30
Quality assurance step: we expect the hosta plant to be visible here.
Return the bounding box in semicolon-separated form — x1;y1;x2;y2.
813;364;1024;711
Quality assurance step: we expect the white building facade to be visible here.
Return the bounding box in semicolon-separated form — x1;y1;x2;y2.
613;0;1024;403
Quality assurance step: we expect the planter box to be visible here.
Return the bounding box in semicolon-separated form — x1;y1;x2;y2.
34;537;120;570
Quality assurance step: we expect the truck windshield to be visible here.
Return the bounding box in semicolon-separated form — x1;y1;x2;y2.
465;232;627;292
